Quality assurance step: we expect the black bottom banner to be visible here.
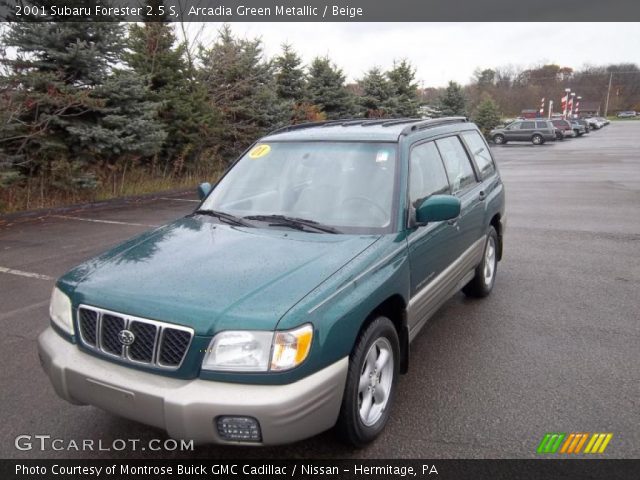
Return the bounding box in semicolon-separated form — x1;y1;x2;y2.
2;459;639;480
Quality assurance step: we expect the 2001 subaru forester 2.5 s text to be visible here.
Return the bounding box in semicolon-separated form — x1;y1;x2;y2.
39;117;506;447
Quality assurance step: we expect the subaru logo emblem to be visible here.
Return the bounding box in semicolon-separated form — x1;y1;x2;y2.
118;329;135;346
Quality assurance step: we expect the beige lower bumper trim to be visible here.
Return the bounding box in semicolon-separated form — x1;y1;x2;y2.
38;327;348;445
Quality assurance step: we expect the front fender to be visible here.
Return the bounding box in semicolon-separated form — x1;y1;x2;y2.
278;234;410;376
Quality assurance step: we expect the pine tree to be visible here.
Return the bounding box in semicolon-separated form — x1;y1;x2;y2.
439;81;467;116
125;17;219;171
198;25;287;161
0;8;164;191
385;60;419;117
472;96;502;137
306;57;355;120
274;43;309;123
358;67;392;117
274;43;306;102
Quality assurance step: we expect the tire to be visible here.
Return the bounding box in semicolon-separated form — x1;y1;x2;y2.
531;134;544;145
336;316;400;447
463;226;499;298
493;134;506;145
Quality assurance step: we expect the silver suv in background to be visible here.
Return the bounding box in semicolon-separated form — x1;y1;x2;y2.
490;120;557;145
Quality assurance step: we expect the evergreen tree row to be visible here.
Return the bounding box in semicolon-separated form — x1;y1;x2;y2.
0;20;424;195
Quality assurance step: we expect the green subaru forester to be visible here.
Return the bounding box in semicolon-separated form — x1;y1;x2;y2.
39;117;506;447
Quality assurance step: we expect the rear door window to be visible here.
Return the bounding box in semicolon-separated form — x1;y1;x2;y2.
536;121;549;129
409;141;450;207
461;131;495;179
435;136;477;194
521;121;535;129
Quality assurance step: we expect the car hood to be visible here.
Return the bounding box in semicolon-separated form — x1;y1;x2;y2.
62;217;380;335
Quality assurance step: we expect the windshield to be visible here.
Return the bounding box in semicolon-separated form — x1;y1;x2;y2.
201;141;398;233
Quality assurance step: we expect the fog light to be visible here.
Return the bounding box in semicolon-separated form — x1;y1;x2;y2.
216;416;261;442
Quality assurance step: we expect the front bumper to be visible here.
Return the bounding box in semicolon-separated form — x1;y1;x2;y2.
38;327;348;445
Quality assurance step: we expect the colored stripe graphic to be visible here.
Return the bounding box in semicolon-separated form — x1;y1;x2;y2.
585;433;613;454
537;433;565;454
539;433;613;454
560;433;589;453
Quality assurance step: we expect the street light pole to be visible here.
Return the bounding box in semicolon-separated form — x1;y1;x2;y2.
604;71;613;117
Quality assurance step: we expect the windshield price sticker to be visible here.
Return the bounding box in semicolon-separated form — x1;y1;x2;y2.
249;144;271;159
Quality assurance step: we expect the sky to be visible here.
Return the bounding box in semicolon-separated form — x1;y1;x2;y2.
183;22;640;87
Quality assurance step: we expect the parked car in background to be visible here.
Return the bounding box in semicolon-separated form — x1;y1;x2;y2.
585;117;604;129
596;117;610;126
551;119;576;138
38;117;506;447
573;118;591;133
617;111;637;118
490;119;557;145
570;120;586;136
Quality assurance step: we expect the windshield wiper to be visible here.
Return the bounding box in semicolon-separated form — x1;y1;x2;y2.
193;209;253;227
244;214;341;234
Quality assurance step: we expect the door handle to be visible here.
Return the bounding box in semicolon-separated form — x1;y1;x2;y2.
478;190;486;201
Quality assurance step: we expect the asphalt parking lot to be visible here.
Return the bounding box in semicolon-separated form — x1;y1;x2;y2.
1;122;639;459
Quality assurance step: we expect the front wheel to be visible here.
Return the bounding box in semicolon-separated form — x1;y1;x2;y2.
532;134;544;145
493;134;506;145
463;227;499;298
336;317;400;447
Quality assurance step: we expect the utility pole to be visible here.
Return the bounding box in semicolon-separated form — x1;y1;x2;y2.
604;72;613;117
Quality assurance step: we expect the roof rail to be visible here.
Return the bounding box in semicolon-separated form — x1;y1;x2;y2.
399;117;468;135
266;116;468;137
267;118;382;135
267;120;340;136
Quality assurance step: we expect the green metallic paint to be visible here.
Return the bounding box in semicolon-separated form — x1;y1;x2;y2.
415;195;461;224
51;121;505;386
61;217;380;337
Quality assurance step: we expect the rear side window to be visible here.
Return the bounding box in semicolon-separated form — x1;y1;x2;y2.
462;131;495;179
536;121;549;129
521;121;535;129
435;136;477;194
409;141;450;207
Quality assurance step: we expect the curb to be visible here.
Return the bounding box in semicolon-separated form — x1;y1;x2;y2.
0;188;194;223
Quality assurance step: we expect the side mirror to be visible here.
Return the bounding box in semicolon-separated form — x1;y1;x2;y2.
197;182;212;200
415;195;461;224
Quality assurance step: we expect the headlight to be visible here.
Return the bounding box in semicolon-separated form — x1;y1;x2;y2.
271;324;313;371
202;331;273;371
202;324;313;372
49;287;74;335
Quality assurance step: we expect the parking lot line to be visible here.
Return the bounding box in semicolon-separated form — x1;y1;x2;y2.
0;266;53;281
0;299;49;321
159;197;200;203
51;215;157;227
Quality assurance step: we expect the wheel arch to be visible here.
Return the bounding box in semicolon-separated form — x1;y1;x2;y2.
358;294;409;374
490;213;503;261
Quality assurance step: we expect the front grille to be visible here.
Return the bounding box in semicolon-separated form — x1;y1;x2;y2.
159;329;192;367
128;321;158;362
78;308;98;346
77;305;193;370
101;314;125;355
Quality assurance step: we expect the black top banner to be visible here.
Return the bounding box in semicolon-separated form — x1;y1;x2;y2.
1;0;640;22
